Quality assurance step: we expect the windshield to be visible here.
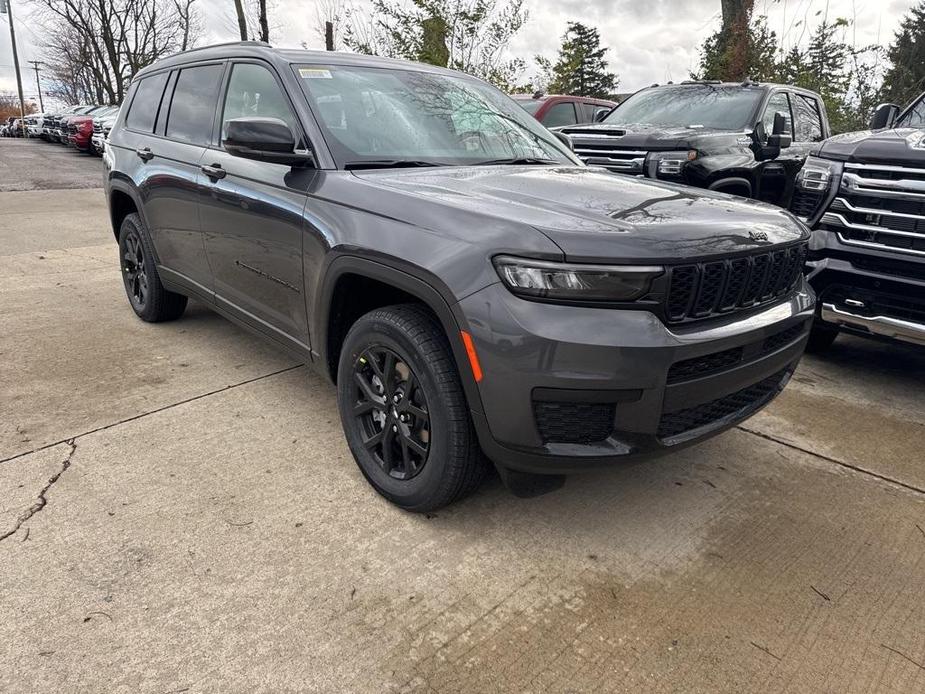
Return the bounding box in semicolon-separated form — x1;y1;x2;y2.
294;64;575;168
603;85;763;130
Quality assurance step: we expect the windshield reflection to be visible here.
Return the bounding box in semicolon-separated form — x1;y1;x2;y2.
604;85;762;130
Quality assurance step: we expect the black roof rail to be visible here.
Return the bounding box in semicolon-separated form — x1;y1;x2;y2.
681;79;722;85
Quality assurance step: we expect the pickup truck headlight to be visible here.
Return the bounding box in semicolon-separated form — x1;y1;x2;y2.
796;156;843;191
493;256;663;302
645;150;697;180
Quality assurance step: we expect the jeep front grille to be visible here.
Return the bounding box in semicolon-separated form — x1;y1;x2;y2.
820;162;925;257
663;244;806;323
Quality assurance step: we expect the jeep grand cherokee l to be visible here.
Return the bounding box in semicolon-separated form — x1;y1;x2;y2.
103;43;815;511
557;81;829;207
790;94;925;350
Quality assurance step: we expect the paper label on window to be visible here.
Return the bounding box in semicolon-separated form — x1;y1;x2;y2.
300;68;332;79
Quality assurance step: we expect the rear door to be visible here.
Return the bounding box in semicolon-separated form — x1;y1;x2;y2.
199;59;314;351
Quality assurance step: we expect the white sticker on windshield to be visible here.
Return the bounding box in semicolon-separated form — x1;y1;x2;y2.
300;68;332;79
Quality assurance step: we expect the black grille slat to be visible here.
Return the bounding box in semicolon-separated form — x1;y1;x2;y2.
692;262;726;316
667;266;698;320
534;402;615;444
658;369;790;440
718;258;749;311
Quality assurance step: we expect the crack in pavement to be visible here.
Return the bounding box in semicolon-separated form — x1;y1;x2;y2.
737;424;925;497
0;439;77;544
0;364;305;466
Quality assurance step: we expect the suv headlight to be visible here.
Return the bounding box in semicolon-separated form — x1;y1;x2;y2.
645;150;697;180
493;256;663;303
796;156;843;192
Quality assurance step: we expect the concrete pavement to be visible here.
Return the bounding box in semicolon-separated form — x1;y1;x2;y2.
1;141;924;693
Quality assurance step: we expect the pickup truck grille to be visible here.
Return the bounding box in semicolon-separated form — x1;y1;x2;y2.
664;244;806;323
93;121;103;134
820;162;925;257
558;129;647;174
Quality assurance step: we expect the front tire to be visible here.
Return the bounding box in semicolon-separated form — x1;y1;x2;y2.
337;304;488;512
118;213;187;322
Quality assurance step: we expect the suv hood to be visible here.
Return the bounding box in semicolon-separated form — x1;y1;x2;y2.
815;128;925;167
353;165;806;262
556;122;745;151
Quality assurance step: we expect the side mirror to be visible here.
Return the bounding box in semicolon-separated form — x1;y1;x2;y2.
223;117;313;166
554;130;574;151
767;111;792;149
594;108;612;123
869;103;900;130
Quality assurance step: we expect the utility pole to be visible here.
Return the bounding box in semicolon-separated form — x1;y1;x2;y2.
1;0;27;123
325;21;334;51
28;60;43;112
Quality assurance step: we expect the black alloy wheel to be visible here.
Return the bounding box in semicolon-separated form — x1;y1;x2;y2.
121;229;149;311
352;346;431;480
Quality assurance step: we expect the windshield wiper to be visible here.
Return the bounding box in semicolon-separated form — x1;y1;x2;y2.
344;159;449;170
471;157;560;166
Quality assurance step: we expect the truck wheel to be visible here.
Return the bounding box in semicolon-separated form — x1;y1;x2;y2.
805;321;838;353
337;304;488;512
118;213;187;322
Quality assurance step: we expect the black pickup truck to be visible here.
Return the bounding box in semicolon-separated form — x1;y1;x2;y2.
790;94;925;350
557;81;830;208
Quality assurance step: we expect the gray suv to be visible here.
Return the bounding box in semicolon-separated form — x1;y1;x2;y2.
103;43;815;511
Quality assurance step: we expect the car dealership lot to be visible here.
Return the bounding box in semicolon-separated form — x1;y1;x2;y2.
1;139;924;693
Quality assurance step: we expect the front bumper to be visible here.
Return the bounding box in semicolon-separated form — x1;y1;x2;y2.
806;255;925;347
460;279;814;473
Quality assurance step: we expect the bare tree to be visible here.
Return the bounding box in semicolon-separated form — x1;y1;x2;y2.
32;0;200;105
233;0;248;40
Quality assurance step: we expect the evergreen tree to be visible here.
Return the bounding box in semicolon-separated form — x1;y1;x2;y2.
881;1;925;107
695;13;779;81
549;23;619;98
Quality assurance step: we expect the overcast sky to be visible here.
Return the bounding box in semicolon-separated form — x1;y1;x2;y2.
1;0;917;105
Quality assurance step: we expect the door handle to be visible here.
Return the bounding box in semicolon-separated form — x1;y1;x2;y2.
135;147;154;161
201;164;226;180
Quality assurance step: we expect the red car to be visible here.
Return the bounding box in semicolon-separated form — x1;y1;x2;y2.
512;93;618;128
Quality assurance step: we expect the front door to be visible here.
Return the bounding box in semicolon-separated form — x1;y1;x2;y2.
199;60;313;351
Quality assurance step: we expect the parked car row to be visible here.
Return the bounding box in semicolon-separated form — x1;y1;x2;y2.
6;104;122;155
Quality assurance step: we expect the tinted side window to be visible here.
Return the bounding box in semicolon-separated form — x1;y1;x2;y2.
542;102;578;128
165;64;225;145
762;92;793;136
221;63;300;144
125;73;169;133
793;94;823;141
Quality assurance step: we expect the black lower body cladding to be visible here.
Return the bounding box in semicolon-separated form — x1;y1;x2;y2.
459;280;815;474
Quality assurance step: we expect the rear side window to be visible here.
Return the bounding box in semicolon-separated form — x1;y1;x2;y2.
793;94;823;141
166;64;225;145
125;73;169;132
542;102;578;127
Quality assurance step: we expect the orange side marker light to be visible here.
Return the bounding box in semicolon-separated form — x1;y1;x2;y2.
460;330;483;382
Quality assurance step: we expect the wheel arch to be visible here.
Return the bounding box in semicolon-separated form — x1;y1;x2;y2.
708;176;753;198
315;255;485;416
107;178;146;241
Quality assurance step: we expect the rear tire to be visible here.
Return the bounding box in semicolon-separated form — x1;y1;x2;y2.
805;321;838;353
118;213;187;322
337;304;488;512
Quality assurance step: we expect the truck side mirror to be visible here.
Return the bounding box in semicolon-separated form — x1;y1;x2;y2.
869;103;900;130
594;108;613;122
767;111;792;149
554;131;574;151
